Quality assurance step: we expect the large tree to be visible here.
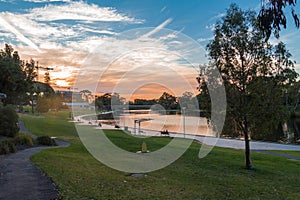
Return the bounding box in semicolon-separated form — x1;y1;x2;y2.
258;0;299;39
205;4;297;169
0;44;27;105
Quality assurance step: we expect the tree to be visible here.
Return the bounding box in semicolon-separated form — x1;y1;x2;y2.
178;91;193;109
35;96;51;113
158;92;178;111
80;90;92;103
258;0;299;39
95;93;123;112
44;71;50;85
0;44;27;105
23;59;38;113
205;4;297;169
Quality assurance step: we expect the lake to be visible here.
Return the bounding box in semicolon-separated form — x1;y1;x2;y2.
117;110;215;137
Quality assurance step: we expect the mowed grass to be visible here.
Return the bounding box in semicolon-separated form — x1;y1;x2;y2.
270;150;300;157
20;111;300;199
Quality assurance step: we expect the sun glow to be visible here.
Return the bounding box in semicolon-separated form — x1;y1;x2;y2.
51;71;71;79
55;80;69;87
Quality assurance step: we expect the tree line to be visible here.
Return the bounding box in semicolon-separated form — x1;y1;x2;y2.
94;91;199;113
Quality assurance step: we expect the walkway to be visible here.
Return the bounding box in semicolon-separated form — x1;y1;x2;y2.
77;117;300;151
0;122;69;200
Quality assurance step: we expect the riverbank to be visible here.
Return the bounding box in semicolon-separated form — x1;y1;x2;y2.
17;111;300;199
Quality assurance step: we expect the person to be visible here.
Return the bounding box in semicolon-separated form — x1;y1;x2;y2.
98;122;102;127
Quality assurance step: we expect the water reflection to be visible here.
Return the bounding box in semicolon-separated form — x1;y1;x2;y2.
118;110;214;137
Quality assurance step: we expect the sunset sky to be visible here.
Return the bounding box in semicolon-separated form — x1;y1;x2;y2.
1;0;300;99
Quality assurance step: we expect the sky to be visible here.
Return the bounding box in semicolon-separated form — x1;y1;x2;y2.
1;0;300;100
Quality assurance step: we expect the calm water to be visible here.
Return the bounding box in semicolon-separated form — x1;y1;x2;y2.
117;110;214;137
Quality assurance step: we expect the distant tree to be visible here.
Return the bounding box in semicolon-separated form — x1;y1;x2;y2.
44;71;50;85
35;96;51;113
258;0;299;40
23;59;38;113
49;95;63;111
158;92;178;110
95;93;123;112
80;90;92;103
178;91;194;109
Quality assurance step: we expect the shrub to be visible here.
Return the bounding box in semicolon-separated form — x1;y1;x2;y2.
0;140;17;155
0;142;9;154
0;105;19;137
36;97;51;113
36;136;57;146
14;132;33;146
8;141;17;153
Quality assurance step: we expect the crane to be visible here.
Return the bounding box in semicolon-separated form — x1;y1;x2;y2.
35;61;54;82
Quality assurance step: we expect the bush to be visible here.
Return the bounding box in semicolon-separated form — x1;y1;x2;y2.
0;142;9;154
36;97;51;113
8;141;17;153
14;132;33;146
35;136;57;146
0;140;17;155
0;105;19;137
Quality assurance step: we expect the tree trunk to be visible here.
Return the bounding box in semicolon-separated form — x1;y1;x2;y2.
244;118;252;169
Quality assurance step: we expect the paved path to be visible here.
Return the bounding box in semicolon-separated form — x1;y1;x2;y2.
75;113;300;151
92;123;300;151
0;122;69;200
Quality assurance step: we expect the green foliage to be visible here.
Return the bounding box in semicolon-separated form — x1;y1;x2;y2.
158;92;178;110
203;4;297;140
0;105;19;137
35;95;64;113
0;44;27;105
36;135;57;146
95;93;123;112
14;132;34;146
0;141;10;154
202;4;298;168
0;140;17;155
35;96;51;113
258;0;299;39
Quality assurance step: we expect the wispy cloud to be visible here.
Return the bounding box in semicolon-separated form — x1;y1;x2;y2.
160;6;167;13
25;0;72;2
25;1;143;23
209;12;225;21
0;14;41;52
205;24;215;31
141;18;172;38
197;37;213;43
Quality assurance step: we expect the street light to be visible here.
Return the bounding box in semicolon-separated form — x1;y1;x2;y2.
182;107;186;138
122;107;126;129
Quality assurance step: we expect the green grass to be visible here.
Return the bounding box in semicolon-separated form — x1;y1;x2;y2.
270;150;300;157
20;111;300;199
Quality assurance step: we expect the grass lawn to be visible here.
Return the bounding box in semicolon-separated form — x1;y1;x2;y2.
270;150;300;157
20;111;300;199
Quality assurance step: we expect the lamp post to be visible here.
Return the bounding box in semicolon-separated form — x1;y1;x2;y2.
123;107;126;130
182;107;186;138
